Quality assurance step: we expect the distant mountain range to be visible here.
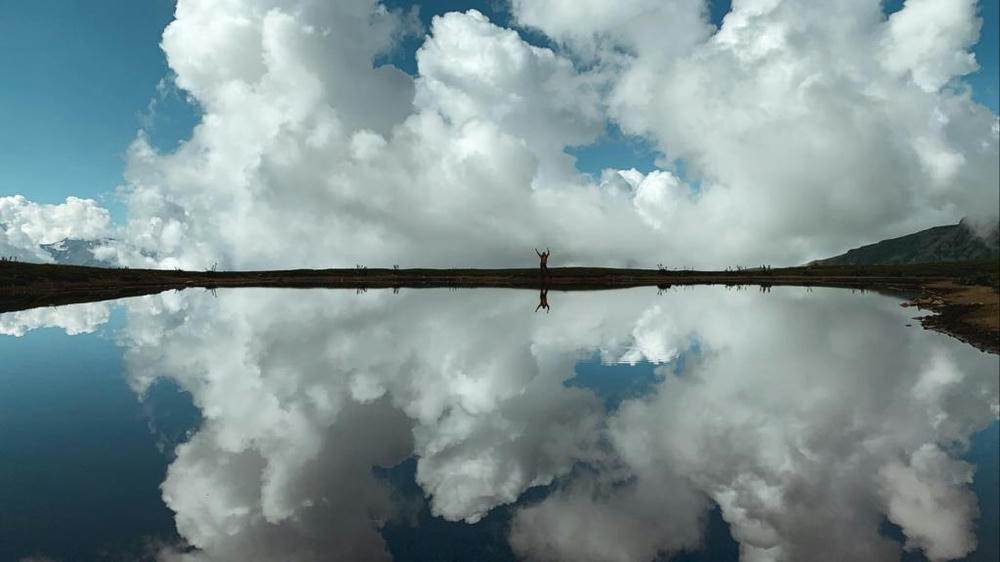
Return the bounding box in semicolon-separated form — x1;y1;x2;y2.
813;220;1000;266
41;238;116;267
20;221;1000;270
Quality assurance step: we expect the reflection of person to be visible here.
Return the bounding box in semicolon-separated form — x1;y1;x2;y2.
535;248;550;277
536;288;550;313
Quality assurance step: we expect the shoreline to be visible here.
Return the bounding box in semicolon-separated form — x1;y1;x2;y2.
903;281;1000;354
2;260;997;353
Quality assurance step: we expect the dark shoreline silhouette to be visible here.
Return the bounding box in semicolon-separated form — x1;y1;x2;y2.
1;259;996;353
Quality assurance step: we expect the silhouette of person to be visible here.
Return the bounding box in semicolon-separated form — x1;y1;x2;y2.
536;288;550;313
535;248;550;278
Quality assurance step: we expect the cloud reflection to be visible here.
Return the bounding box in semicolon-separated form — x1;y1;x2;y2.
115;287;997;561
0;301;111;337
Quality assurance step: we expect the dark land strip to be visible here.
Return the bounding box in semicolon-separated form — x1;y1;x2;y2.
2;260;997;354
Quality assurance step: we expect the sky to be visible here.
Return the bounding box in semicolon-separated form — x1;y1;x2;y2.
0;1;196;216
0;0;998;269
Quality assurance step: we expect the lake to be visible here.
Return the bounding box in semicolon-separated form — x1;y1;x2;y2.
1;287;997;561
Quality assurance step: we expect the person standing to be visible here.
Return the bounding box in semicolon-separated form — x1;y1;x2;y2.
535;248;550;278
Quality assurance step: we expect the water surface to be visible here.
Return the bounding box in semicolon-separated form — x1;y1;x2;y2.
1;287;997;561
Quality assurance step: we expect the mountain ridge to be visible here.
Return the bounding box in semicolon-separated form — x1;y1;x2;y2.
41;238;116;267
812;220;999;266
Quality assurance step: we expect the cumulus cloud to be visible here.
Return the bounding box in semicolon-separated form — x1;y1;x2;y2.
118;2;622;270
0;302;111;337
117;288;616;559
415;10;604;186
879;444;978;561
7;0;999;268
0;196;112;262
508;289;997;562
515;0;998;263
509;468;709;562
880;0;981;93
109;286;998;561
511;0;711;65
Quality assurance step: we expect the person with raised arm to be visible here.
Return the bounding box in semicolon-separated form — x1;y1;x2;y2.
535;248;550;278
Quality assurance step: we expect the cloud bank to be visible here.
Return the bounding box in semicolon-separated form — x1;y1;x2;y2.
0;196;111;262
114;287;998;561
7;0;993;269
0;301;111;337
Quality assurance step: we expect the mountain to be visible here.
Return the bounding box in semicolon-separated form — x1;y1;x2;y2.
40;238;116;267
813;220;1000;266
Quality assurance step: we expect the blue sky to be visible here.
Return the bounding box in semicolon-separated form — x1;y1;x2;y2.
1;0;997;223
0;1;194;219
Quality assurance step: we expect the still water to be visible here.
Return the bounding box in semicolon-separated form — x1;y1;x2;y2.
1;287;997;561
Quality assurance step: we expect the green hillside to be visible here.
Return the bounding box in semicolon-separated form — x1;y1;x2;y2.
814;220;999;266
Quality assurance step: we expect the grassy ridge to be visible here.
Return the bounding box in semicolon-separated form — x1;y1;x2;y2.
2;259;997;353
1;259;996;306
2;258;997;287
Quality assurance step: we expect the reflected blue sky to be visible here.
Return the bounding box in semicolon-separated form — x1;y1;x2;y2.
967;422;1000;562
567;337;702;411
0;309;181;560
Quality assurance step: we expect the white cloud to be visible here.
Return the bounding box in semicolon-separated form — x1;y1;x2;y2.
108;286;998;561
879;444;978;561
880;0;981;93
0;301;111;337
117;288;614;559
415;10;604;186
509;469;708;562
0;196;112;262
511;0;712;62
6;0;999;268
509;289;997;562
515;0;998;264
117;3;664;270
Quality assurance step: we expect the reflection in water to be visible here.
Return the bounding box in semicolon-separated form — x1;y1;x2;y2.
0;309;181;561
0;301;110;337
3;287;998;561
536;288;550;313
